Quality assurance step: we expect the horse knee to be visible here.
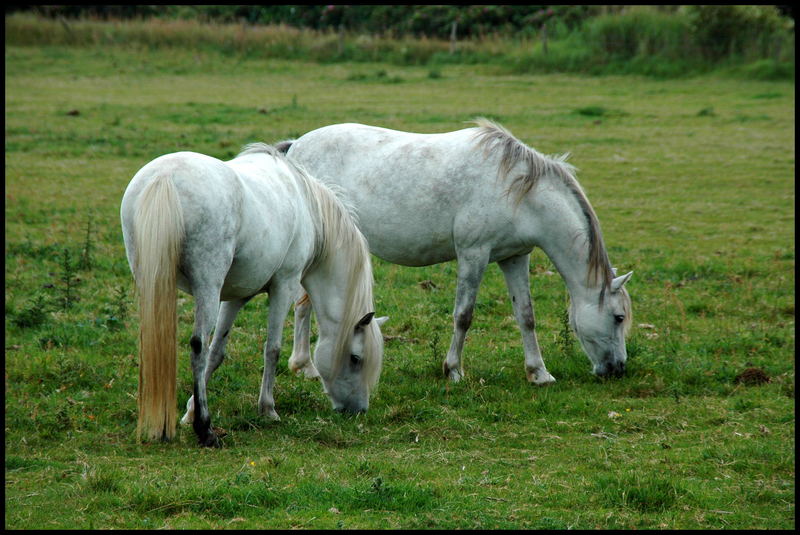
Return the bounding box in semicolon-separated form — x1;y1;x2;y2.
455;308;473;331
263;345;281;366
521;307;536;331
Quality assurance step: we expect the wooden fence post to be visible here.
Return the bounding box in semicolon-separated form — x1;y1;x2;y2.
541;22;548;55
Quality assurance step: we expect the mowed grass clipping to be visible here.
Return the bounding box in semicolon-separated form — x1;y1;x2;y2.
4;44;794;529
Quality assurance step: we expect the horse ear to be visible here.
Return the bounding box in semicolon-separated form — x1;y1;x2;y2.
375;316;389;327
611;271;633;293
355;312;375;330
611;267;618;277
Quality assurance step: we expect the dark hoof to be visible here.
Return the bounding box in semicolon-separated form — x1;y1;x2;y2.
198;430;221;448
194;418;222;448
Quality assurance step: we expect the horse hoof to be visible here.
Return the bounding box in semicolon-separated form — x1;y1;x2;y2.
295;363;319;379
527;369;556;385
198;432;221;448
289;358;320;379
302;366;320;380
259;405;281;421
443;362;463;382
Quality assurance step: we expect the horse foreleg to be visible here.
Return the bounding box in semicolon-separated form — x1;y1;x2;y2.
181;297;250;425
189;290;222;448
258;282;295;421
443;250;489;382
288;292;320;379
498;254;555;385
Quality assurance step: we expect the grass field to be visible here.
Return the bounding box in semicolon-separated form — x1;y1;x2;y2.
4;43;795;529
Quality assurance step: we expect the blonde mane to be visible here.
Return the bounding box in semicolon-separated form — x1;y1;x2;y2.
237;143;382;391
471;118;614;294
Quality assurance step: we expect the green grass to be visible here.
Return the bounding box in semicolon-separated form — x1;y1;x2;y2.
4;43;794;529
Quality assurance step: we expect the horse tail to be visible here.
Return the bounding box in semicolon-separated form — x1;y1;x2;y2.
275;139;294;154
132;173;185;442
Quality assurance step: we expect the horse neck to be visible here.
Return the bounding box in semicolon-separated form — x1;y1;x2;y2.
300;179;372;337
529;177;607;304
303;248;353;337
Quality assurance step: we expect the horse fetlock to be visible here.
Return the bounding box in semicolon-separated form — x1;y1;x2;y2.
301;363;321;379
289;355;320;379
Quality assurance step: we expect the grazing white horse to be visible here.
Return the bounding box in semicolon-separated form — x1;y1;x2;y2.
279;119;632;384
121;143;385;447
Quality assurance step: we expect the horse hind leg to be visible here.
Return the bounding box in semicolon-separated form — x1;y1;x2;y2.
188;288;224;448
288;291;320;379
181;297;250;426
498;254;555;385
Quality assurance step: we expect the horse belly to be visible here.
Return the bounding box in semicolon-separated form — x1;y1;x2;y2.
219;255;276;300
357;214;457;266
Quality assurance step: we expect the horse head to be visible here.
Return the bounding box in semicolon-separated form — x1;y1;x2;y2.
570;270;633;378
316;312;388;413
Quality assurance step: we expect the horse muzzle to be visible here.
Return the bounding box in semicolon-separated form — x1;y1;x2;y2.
595;360;626;378
333;399;368;414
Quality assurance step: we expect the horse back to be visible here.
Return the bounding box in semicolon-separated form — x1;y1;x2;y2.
287;123;515;266
123;151;312;300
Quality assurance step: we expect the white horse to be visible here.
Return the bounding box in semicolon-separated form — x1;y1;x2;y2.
279;119;632;385
120;143;386;447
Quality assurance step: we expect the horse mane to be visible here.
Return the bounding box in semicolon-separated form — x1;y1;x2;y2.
471;118;614;293
236;142;382;391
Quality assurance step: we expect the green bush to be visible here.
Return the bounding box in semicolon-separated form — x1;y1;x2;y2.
682;5;793;61
586;7;692;61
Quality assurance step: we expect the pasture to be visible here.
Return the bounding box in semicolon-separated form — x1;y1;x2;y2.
5;44;794;529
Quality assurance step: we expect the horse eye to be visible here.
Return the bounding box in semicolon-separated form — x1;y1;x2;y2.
614;314;625;324
350;353;362;366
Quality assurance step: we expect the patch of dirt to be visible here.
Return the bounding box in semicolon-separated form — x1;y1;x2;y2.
418;280;437;291
734;367;771;386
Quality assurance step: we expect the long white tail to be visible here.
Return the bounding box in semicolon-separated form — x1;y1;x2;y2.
132;174;184;442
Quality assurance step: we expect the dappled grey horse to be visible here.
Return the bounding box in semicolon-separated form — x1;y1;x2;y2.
121;143;385;447
279;119;632;385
